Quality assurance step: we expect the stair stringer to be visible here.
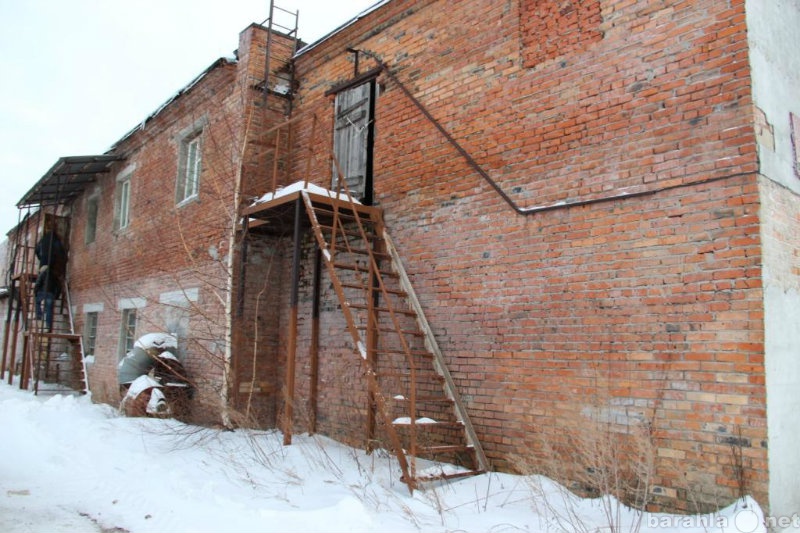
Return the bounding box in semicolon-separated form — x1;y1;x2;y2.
300;190;416;492
382;230;490;473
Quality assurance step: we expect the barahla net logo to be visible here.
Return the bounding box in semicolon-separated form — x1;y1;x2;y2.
648;507;799;532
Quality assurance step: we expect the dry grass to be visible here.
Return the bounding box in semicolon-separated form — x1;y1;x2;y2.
512;409;656;533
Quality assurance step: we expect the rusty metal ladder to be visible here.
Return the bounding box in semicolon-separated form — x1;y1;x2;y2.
14;270;87;395
301;186;489;491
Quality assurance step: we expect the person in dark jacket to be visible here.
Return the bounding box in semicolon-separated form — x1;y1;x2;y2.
35;228;66;271
34;266;61;329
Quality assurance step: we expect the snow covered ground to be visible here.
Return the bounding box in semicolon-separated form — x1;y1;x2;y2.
0;381;767;533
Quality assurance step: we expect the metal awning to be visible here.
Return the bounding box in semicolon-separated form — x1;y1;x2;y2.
17;154;125;207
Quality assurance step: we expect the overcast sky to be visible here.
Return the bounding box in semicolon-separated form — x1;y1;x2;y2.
0;0;379;237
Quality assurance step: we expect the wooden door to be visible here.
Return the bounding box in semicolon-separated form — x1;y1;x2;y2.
332;81;374;203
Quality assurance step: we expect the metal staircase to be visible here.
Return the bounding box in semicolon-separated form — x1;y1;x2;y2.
301;189;488;488
1;221;88;395
243;177;488;491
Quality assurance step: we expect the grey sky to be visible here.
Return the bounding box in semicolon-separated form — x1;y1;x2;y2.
0;0;378;236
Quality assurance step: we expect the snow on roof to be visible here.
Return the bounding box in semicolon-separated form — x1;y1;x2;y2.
135;333;178;351
110;57;236;151
251;181;362;205
295;0;391;57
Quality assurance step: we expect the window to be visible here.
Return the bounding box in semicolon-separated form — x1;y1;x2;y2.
114;166;134;230
84;312;98;355
177;133;202;204
85;195;98;244
119;308;137;359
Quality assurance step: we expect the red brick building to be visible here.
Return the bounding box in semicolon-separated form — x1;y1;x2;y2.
6;0;798;518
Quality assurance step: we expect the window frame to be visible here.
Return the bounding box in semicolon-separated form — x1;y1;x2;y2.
177;133;202;204
119;308;137;360
175;117;207;206
85;193;99;244
84;311;98;356
114;165;134;231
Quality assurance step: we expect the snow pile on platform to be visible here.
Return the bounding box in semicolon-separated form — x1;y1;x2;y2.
252;181;362;205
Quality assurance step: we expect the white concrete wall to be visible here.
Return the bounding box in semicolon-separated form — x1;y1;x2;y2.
747;0;800;524
748;0;800;193
760;181;800;525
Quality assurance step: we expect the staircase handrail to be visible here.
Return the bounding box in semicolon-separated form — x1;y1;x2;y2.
63;276;90;394
381;230;490;472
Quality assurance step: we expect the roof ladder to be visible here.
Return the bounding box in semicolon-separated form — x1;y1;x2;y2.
262;1;300;113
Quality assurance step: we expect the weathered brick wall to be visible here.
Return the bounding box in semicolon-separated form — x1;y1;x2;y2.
520;0;603;66
65;58;240;424
73;264;228;422
231;233;287;427
273;0;765;511
68;61;240;291
66;24;296;426
236;24;297;201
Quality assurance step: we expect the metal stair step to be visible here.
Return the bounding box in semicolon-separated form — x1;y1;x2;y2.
418;444;475;454
377;371;444;381
392;418;463;429
356;326;424;337
375;349;433;358
313;205;380;221
328;247;390;260
347;303;417;316
331;261;399;278
341;282;407;297
318;224;378;240
413;469;484;483
391;394;453;403
27;332;82;342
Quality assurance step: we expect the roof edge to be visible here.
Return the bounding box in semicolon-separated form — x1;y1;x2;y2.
109;56;237;152
17;154;126;208
295;0;390;57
